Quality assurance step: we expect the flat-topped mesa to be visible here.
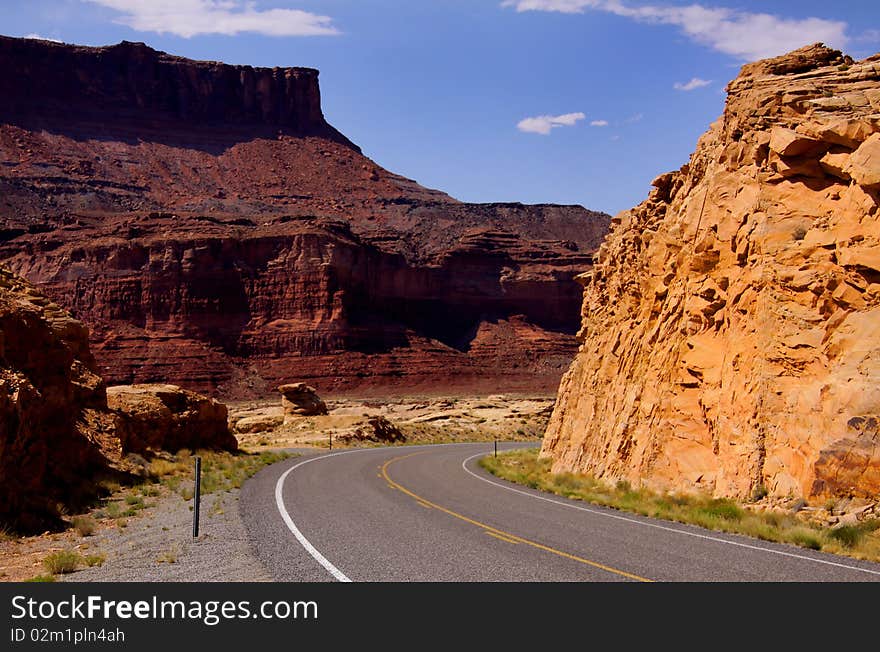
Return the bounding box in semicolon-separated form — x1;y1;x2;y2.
0;36;340;139
543;44;880;503
0;36;610;395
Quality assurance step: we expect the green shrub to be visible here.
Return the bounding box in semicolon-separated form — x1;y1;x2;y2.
25;574;57;582
750;484;768;502
71;515;97;537
148;459;187;479
858;518;880;533
84;554;106;567
829;525;863;549
0;527;19;542
43;550;81;575
788;530;822;550
699;499;744;521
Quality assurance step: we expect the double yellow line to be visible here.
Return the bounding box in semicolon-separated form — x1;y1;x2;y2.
381;452;652;582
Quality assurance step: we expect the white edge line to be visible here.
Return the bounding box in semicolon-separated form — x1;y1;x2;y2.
462;451;880;577
273;443;475;582
275;451;354;582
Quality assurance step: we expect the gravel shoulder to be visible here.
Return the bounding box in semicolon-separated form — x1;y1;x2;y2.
63;489;271;582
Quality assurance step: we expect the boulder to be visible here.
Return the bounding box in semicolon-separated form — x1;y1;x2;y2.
233;414;284;434
338;416;406;444
108;384;237;454
818;151;851;180
769;127;824;157
845;133;880;188
817;118;875;148
278;383;328;418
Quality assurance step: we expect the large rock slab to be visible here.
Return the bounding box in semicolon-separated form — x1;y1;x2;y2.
845;133;880;188
108;384;237;454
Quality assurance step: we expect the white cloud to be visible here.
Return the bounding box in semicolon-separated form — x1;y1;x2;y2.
590;119;609;126
24;33;62;42
502;0;605;12
854;29;880;44
501;1;849;61
674;77;711;91
84;0;339;38
517;112;586;134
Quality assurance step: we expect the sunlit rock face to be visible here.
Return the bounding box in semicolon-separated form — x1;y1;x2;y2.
544;45;880;502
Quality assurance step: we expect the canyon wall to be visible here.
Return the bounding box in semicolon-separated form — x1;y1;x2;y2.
3;216;592;394
543;45;880;502
0;37;609;395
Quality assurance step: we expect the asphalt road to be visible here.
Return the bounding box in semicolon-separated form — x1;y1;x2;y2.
240;443;880;582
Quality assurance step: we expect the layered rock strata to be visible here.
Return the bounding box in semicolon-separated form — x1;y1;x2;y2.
0;37;609;394
543;45;880;502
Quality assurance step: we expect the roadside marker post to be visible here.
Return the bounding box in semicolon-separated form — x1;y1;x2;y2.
494;440;497;457
192;456;202;538
329;432;333;451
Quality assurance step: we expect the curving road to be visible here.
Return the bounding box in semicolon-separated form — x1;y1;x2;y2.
240;443;880;582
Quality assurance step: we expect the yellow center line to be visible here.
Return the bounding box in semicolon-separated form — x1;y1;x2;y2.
381;452;652;583
485;531;520;544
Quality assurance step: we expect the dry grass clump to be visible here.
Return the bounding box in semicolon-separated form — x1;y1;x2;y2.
42;550;81;574
71;515;97;537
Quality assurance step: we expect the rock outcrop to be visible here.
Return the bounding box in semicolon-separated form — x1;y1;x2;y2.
338;416;405;444
0;37;609;395
233;413;284;434
543;45;880;502
279;383;328;418
0;266;235;531
0;266;118;530
108;384;237;454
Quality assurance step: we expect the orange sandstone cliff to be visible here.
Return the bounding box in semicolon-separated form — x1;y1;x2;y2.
543;45;880;502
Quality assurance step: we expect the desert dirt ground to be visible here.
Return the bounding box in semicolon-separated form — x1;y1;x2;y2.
1;394;552;582
228;394;554;449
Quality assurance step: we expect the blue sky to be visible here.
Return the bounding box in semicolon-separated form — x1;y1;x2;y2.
5;1;879;214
